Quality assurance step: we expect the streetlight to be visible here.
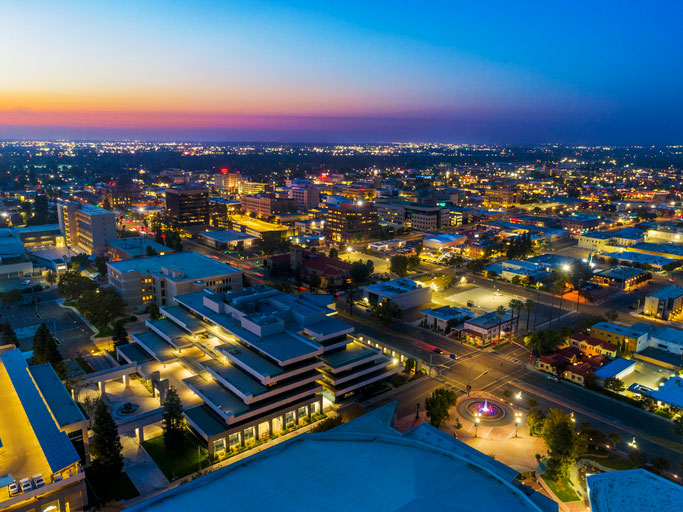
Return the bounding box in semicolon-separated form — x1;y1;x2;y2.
474;413;481;437
515;391;522;401
514;412;522;437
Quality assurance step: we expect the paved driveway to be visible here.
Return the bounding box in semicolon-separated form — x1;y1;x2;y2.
121;434;169;497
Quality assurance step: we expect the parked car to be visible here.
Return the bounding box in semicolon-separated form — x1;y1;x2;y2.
19;478;33;493
32;474;45;488
20;279;31;286
8;482;19;496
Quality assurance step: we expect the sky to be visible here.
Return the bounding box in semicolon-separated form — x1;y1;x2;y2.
1;1;682;144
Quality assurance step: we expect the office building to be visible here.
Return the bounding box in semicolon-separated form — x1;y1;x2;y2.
287;187;320;210
107;251;242;308
484;188;520;208
362;278;432;310
589;322;649;353
0;346;88;512
101;182;139;209
591;266;651;290
209;198;241;230
165;186;210;226
240;193;297;218
324;203;379;243
122;286;398;458
128;403;556;512
376;203;450;231
213;170;242;192
643;285;683;320
57;202;116;255
463;312;519;346
238;181;272;196
106;236;173;261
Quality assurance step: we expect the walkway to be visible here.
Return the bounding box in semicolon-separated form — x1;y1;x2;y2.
121;434;169;496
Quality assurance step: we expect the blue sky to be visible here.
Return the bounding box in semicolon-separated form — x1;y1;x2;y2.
1;1;681;143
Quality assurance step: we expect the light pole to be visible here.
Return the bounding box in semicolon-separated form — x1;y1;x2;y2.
474;413;480;438
514;412;522;438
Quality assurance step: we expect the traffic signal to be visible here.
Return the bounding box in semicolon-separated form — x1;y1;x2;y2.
466;385;471;390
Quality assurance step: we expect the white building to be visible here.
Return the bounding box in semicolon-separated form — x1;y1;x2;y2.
57;201;116;255
362;278;432;310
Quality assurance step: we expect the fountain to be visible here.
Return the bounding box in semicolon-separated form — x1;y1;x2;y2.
461;397;508;423
120;402;139;415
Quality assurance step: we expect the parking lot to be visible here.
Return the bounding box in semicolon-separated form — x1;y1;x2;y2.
621;360;675;391
2;300;95;358
444;285;520;312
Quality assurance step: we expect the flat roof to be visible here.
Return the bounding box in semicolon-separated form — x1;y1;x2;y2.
128;403;548;512
230;215;288;232
107;236;171;256
593;265;648;280
108;251;241;281
183;375;248;418
0;348;80;476
184;404;229;438
147;318;194;348
29;363;86;427
591;322;644;339
588;469;683;512
632;242;683;257
201;359;266;397
363;278;422;297
421;306;473;321
117;342;154;364
217;343;283;380
603;251;676;267
593;358;635;379
648;284;683;300
466;311;513;329
647;376;683;408
319;342;378;369
161;305;206;333
132;331;177;362
199;230;258;243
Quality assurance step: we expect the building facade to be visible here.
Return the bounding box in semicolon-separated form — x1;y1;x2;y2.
323;203;379;243
107;251;243;308
57;202;116;255
165;187;210;226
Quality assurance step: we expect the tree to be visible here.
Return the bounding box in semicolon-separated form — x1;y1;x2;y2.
673;416;683;438
95;255;108;276
651;457;670;474
371;300;403;325
77;289;125;327
603;376;625;393
350;261;371;283
45;270;57;286
406;254;420;271
508;299;523;337
390;255;408;277
328;247;338;259
32;323;63;370
524;330;565;356
147;303;161;320
162;387;185;452
1;322;19;347
524;298;534;333
58;270;97;302
112;322;129;347
466;258;488;274
527;406;546;435
309;274;322;291
628;449;648;468
404;358;416;374
366;259;374;274
607;432;622;450
90;398;124;476
541;409;580;480
495;305;507;344
424;387;458;428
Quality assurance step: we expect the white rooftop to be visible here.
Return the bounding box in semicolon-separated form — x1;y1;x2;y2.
588;469;683;512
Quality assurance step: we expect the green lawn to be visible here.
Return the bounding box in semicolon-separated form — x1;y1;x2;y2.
85;468;139;503
543;476;580;502
584;453;636;471
142;433;210;481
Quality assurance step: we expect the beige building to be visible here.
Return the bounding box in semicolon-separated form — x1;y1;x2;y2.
107;251;243;308
57;202;116;255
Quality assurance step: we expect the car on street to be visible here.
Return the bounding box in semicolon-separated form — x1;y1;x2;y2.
449;353;457;360
547;375;559;383
8;482;19;496
432;348;443;354
21;279;31;286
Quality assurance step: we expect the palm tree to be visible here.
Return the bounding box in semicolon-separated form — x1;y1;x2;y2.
524;298;534;333
508;299;523;339
495;305;507;344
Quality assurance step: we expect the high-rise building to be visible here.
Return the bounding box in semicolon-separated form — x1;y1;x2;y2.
287;187;320;210
57;201;116;255
324;203;380;242
165;186;210;226
213;170;242;193
101;182;139;209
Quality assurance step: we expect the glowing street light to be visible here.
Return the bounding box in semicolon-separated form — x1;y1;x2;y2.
474;413;481;438
515;391;522;401
514;412;522;437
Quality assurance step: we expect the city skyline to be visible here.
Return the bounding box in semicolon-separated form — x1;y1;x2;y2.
2;1;683;144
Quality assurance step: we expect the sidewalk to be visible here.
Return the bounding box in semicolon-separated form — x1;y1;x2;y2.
121;435;169;496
